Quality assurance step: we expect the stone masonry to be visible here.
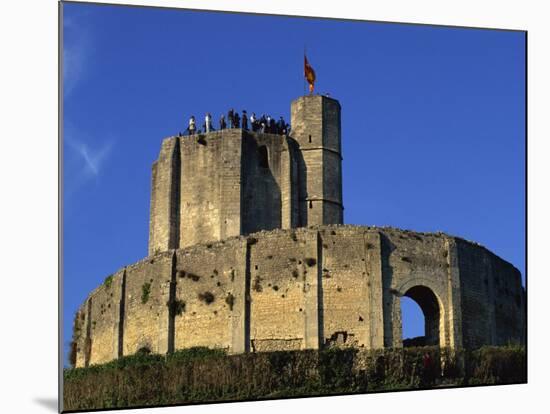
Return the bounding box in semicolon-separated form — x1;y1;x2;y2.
72;96;525;368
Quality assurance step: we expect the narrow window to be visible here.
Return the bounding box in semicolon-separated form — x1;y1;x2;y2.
308;135;312;143
258;146;269;169
309;200;313;209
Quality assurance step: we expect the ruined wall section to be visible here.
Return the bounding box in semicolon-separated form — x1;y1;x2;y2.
122;252;173;356
72;304;88;368
151;130;301;251
173;239;247;352
455;239;494;348
491;256;525;345
75;226;524;367
87;270;125;365
241;132;286;235
73;270;125;368
179;130;243;248
456;239;524;348
320;227;384;350
379;230;451;348
148;137;180;255
248;228;317;352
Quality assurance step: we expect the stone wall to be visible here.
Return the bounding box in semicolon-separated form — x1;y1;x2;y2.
148;138;180;255
241;132;285;235
173;239;247;352
178;130;242;248
248;229;317;351
74;225;524;368
456;239;525;349
320;228;384;349
122;252;173;356
149;130;305;252
87;270;124;365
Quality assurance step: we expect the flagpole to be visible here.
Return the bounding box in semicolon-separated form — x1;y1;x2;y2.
303;45;306;97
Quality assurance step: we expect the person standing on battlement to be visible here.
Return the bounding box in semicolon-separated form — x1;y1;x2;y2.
260;114;266;133
205;113;213;133
234;111;240;128
228;109;234;128
219;114;226;130
188;115;196;135
250;112;256;131
242;110;248;130
277;116;285;135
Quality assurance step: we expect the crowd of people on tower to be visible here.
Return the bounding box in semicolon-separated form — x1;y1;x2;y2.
184;109;290;136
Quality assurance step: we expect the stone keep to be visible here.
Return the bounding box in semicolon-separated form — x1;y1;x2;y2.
148;95;343;254
72;95;525;368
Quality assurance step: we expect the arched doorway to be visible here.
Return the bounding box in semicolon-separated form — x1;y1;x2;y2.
401;285;441;347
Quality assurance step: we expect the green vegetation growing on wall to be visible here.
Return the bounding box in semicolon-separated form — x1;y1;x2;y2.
63;346;525;411
103;275;114;289
141;282;152;304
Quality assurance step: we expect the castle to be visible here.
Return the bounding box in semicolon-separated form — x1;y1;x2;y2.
71;95;525;368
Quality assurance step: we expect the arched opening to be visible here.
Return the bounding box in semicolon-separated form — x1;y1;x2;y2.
401;296;425;347
401;285;441;347
258;145;269;169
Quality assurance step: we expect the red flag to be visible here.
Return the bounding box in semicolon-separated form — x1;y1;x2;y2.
304;55;316;94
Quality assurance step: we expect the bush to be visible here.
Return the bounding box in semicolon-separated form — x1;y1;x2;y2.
168;347;226;363
63;346;526;411
104;275;114;289
467;345;526;385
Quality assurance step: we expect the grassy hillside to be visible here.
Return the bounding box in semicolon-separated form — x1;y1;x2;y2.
63;345;526;412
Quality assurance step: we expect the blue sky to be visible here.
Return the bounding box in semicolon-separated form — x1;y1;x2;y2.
62;2;525;365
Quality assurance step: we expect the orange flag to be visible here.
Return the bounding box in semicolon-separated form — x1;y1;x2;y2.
304;55;316;94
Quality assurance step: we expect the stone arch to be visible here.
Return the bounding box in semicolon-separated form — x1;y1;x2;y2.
395;278;447;348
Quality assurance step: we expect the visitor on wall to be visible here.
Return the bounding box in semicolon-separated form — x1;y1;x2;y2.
242;110;248;130
187;115;196;135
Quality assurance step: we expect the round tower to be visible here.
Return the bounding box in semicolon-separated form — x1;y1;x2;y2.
290;95;343;226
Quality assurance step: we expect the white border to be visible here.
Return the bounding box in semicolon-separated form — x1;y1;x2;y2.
2;0;547;413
